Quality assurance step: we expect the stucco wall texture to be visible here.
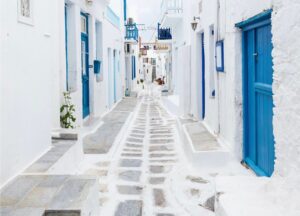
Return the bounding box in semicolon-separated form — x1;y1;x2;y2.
191;0;300;177
272;0;300;177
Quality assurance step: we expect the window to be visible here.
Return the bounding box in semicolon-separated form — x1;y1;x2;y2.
216;40;224;72
18;0;34;25
81;16;87;33
21;0;30;17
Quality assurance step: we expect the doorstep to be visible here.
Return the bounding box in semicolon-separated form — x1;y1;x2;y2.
52;129;78;141
161;94;180;116
177;120;233;171
215;175;300;216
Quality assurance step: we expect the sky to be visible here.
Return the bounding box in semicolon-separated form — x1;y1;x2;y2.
126;0;162;42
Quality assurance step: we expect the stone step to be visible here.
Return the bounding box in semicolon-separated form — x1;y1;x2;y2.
43;210;80;216
177;121;234;170
24;140;76;174
0;175;99;216
24;139;82;175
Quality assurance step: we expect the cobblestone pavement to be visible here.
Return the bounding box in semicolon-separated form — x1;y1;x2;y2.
82;88;215;216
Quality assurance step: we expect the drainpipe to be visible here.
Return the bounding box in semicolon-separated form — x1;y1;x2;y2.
124;0;127;23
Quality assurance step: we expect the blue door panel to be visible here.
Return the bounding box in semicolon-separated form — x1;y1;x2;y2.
246;29;256;162
243;15;274;177
256;25;273;85
256;93;274;175
255;24;274;176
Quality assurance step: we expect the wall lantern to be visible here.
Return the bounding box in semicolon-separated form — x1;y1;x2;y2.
191;16;200;31
216;40;225;72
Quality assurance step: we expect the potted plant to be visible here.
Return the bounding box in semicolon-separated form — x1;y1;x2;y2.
60;92;76;129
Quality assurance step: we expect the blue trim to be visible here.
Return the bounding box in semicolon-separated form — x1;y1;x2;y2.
201;32;205;120
81;12;90;119
113;51;117;102
94;60;101;74
244;158;269;176
131;56;133;80
216;40;224;72
81;12;89;34
235;9;272;29
106;7;120;29
157;23;172;40
131;56;136;80
65;4;69;90
123;0;127;23
125;23;139;41
242;31;248;161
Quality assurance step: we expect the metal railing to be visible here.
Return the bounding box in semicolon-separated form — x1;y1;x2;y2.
161;0;183;15
125;23;139;41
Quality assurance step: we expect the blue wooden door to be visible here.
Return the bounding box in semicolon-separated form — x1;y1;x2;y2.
242;13;274;176
81;13;90;118
201;33;206;119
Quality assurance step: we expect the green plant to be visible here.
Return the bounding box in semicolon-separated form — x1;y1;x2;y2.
60;92;76;129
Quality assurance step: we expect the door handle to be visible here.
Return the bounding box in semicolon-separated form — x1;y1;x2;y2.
253;53;258;56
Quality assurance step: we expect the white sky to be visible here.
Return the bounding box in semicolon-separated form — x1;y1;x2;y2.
127;0;162;42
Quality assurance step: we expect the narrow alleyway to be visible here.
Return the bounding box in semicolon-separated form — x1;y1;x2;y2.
80;86;215;216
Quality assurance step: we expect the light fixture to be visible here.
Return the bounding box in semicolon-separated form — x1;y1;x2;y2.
191;16;200;31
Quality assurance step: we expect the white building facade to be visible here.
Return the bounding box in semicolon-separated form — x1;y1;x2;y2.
160;0;300;179
53;0;126;129
0;0;126;188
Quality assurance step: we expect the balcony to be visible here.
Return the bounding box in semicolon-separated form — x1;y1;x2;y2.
125;23;139;43
157;23;172;40
160;0;183;27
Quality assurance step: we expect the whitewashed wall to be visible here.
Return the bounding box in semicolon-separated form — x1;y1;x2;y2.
190;0;300;177
103;19;124;109
168;0;193;116
0;0;60;187
54;0;125;126
0;0;125;188
189;0;272;160
272;0;300;177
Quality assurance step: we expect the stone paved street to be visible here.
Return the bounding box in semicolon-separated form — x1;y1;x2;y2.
80;87;216;216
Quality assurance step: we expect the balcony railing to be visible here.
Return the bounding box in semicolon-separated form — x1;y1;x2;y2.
161;0;183;15
125;23;139;41
157;23;172;40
